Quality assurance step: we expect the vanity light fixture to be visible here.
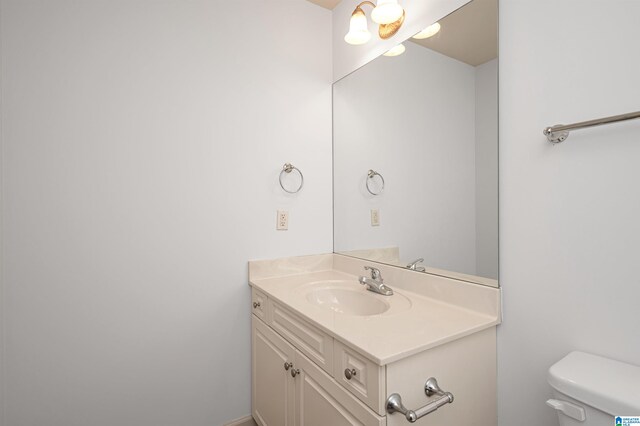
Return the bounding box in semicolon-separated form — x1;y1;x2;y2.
344;1;405;45
344;6;371;45
370;0;404;25
412;22;441;39
383;43;406;57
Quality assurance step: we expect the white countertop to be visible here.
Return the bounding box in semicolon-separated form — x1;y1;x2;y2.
250;266;500;365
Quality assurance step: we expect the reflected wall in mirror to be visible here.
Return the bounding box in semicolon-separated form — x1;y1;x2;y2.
333;0;498;286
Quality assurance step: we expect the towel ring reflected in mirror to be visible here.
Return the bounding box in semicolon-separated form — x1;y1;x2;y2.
279;163;304;194
366;169;385;196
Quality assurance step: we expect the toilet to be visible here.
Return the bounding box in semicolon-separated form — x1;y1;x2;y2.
547;351;640;425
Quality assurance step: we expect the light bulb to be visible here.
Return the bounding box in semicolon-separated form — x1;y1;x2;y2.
383;43;406;57
371;0;404;25
413;22;441;39
344;7;371;45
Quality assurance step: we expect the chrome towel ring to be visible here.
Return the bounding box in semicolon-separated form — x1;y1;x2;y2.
366;169;385;195
279;163;304;194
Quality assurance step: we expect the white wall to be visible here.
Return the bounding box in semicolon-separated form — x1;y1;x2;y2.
498;1;640;425
0;1;332;425
332;0;470;81
475;58;498;279
333;42;478;276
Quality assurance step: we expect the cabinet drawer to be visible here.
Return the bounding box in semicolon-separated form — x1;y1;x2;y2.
251;289;268;321
269;301;334;375
334;340;386;415
295;350;385;426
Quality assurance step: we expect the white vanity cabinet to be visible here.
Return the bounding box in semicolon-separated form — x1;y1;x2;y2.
252;316;384;426
249;253;501;426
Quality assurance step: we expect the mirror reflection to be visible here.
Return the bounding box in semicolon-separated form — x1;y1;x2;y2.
333;0;498;286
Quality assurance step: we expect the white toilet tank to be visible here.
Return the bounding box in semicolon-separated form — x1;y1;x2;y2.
547;351;640;426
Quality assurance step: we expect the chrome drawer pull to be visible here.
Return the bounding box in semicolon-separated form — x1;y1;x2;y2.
386;378;454;423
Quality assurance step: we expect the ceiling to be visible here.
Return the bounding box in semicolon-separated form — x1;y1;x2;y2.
410;0;497;66
306;0;341;10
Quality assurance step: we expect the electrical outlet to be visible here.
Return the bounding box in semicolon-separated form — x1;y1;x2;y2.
277;210;289;230
371;209;380;226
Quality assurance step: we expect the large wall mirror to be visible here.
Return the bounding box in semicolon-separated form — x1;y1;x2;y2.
333;0;498;287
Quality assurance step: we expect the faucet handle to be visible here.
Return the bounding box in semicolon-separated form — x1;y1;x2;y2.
364;266;382;281
406;258;425;269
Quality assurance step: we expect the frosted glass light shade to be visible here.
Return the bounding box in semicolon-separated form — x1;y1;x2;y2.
344;8;371;45
383;43;406;57
371;0;404;25
413;22;441;39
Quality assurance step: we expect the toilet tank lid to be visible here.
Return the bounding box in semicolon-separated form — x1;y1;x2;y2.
548;351;640;415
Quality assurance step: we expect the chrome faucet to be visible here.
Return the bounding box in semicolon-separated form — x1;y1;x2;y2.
406;258;426;272
359;266;393;296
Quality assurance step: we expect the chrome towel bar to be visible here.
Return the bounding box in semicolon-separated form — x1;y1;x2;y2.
544;110;640;143
386;377;454;423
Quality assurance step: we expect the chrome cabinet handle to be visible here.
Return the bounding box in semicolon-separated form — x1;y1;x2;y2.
284;362;293;371
253;302;261;309
344;368;357;380
386;377;454;423
290;368;300;378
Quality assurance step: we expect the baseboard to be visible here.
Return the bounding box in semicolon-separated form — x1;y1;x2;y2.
223;415;257;426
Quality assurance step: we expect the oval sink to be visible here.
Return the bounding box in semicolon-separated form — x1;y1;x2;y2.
306;288;390;316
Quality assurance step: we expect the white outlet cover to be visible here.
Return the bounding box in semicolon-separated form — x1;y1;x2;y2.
371;209;380;226
277;210;289;230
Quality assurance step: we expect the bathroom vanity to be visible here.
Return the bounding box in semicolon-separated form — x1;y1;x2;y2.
249;254;501;425
250;1;500;424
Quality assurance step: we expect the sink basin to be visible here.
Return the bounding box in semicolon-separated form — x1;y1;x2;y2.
306;287;390;316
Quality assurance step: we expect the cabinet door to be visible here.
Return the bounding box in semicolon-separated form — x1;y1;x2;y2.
252;317;296;426
294;350;385;426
